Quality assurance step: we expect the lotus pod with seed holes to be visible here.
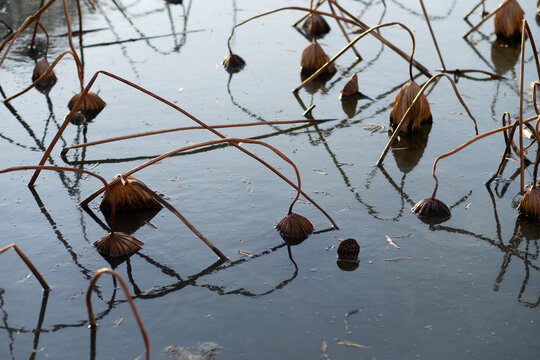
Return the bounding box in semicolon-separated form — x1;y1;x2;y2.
100;175;163;212
94;232;143;257
412;197;451;221
32;58;57;92
68;91;106;121
494;0;524;43
301;41;336;76
337;238;360;261
518;186;540;220
222;53;245;73
390;80;432;134
276;213;313;242
302;13;330;38
339;74;359;99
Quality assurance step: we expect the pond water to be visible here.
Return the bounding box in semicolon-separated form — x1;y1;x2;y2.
1;0;539;359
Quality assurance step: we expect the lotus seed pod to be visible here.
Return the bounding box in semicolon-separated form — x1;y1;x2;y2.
518;186;540;220
412;197;451;221
494;0;524;43
222;53;246;73
100;175;163;211
302;13;330;38
276;212;314;242
390;80;432;134
337;238;360;261
301;41;336;76
94;232;144;257
68;91;106;121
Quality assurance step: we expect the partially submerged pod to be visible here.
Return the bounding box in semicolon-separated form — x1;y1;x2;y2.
518;185;540;220
411;197;451;223
302;13;330;38
94;232;144;257
494;0;524;43
222;53;246;73
339;73;359;99
276;212;314;242
301;41;336;76
68;91;106;121
390;80;432;134
100;175;163;212
32;58;57;93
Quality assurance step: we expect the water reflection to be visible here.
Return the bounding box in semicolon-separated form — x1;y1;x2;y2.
390;122;432;173
428;184;540;308
491;40;520;76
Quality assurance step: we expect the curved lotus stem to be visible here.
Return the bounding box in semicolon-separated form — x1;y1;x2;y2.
226;6;358;55
24;70;338;230
62;0;84;90
81;137;305;218
60;119;330;156
429;114;540;199
377;73;479;166
0;165;115;227
294;21;416;93
86;268;149;360
463;0;512;38
0;243;49;290
4;51;81;102
518;20;526;194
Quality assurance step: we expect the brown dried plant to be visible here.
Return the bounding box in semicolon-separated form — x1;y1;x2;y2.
86;268;149;360
17;70;338;233
301;41;336;75
339;73;359;99
390;80;432;134
494;0;524;42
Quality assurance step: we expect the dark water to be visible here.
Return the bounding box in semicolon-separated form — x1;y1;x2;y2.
1;0;539;359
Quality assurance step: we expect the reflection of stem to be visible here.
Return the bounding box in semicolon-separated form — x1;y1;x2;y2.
518;20;526;194
30;0;45;48
328;0;361;60
29;291;49;360
0;244;49;290
86;268;149;360
293;21;416;93
62;0;85;90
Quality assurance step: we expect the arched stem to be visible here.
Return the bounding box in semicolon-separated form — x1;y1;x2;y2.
377;73;479;166
86;268;149;360
293;21;415;93
0;243;50;291
226;6;358;54
463;0;512;38
419;0;445;71
27;70;338;229
430;115;540;199
80;137;304;219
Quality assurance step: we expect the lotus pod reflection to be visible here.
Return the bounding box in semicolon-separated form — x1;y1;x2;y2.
339;73;359;99
222;53;246;73
32;58;57;92
390;80;432;134
68;91;106;121
100;175;163;212
276;213;313;241
94;232;144;257
412;197;451;221
302;13;330;38
337;238;360;261
301;41;336;76
494;0;524;43
518;186;540;220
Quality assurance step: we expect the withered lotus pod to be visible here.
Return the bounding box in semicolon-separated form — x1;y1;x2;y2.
411;197;451;222
339;74;359;99
518;186;540;220
94;232;144;257
32;58;57;92
301;41;336;76
68;91;106;121
493;0;524;43
337;238;360;261
68;111;87;125
390;80;432;134
276;212;314;242
222;53;245;73
100;175;163;212
302;13;331;38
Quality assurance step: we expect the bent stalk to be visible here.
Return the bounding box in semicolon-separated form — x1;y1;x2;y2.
0;243;49;290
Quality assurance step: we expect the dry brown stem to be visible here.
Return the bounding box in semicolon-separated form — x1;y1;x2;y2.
0;243;49;290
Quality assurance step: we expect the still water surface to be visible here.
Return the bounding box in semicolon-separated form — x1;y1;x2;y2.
0;0;539;359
